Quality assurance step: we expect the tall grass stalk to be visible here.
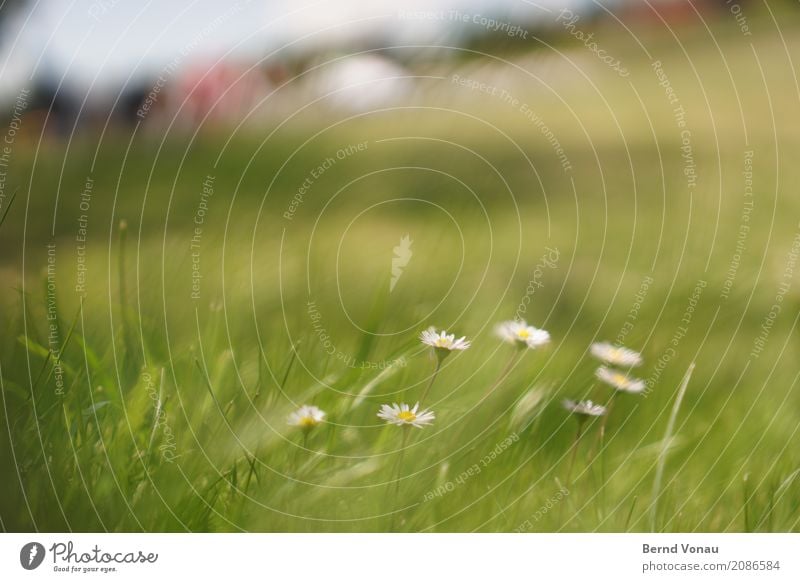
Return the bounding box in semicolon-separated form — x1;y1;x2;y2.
117;219;137;379
649;362;695;531
624;495;639;531
743;473;752;532
0;186;18;231
145;367;166;463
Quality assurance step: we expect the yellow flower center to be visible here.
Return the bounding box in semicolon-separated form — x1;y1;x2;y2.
612;373;628;385
397;410;417;422
517;329;530;339
298;416;318;428
435;338;449;347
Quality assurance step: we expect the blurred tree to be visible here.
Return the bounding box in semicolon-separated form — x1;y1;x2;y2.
0;0;29;27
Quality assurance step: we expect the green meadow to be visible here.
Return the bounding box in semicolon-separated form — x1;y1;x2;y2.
1;8;800;532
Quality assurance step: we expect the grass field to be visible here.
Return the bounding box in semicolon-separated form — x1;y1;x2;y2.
2;7;800;532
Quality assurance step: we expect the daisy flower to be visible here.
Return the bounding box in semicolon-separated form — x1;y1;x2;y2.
287;405;326;430
562;399;606;417
595;366;646;394
495;320;550;349
420;327;471;354
590;342;642;367
377;402;435;428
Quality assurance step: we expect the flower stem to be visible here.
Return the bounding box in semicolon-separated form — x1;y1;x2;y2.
393;428;410;495
293;430;309;475
419;357;442;404
599;391;617;441
487;349;523;395
390;427;411;530
565;420;585;487
559;420;585;527
590;391;617;462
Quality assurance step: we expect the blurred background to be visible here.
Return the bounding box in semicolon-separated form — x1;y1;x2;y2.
1;0;799;533
0;0;769;131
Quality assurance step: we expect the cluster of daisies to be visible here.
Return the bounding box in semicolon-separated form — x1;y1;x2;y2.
286;321;646;437
286;319;552;433
562;342;645;419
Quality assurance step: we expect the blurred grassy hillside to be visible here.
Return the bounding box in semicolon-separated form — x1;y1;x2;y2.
1;6;800;532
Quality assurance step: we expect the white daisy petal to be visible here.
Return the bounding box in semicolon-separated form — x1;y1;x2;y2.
590;342;642;367
495;320;551;349
562;399;606;417
420;327;471;352
595;366;646;394
377;401;435;428
287;405;326;429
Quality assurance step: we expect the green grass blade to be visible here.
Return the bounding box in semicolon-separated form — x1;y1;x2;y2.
649;362;695;532
0;186;18;232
